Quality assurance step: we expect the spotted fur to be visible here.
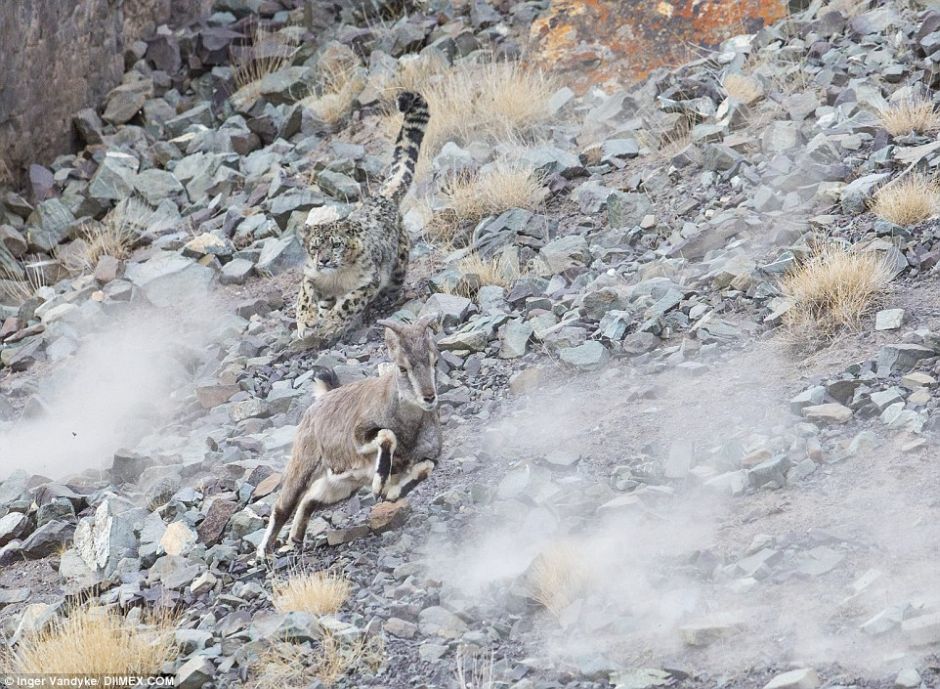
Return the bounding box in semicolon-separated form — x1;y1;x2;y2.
295;91;429;346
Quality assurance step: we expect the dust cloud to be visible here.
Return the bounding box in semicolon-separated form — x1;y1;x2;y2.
0;296;227;480
424;351;940;675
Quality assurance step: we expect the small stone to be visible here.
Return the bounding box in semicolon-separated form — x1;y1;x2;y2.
0;512;30;546
895;669;921;688
182;233;233;260
102;79;153;125
369;500;410;533
219;258;254;285
420;293;472;326
197;499;239;546
609;668;672;689
0;587;30;606
189;571;218;596
317;170;360;201
384;617;417;639
161;521;197;557
902;611;940;646
801;403;853;424
639;214;656;229
325;526;370;546
901;372;935;389
679;614;744;646
559;341;609;371
499;321;532;359
418;606;468;639
252;473;281;499
763;668;820;689
94;255;122;284
175;656;214;689
877;344;934;375
875;308;904;331
229;398;269;422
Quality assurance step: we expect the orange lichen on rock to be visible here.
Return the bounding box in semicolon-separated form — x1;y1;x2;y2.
530;0;789;93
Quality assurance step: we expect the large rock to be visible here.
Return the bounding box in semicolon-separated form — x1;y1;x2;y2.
73;500;138;576
0;512;31;546
102;78;153;125
89;152;140;202
418;606;468;639
125;253;214;308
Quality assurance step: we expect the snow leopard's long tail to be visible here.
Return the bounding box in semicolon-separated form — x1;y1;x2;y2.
379;91;429;203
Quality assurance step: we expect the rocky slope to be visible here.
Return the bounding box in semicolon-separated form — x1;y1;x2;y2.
1;1;940;688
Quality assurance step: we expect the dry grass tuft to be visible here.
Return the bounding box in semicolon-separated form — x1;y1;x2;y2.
58;201;145;275
231;24;299;110
383;59;555;175
303;60;366;127
455;647;495;689
722;73;764;105
879;98;940;136
528;542;592;618
0;259;48;304
440;161;546;225
253;634;384;688
780;244;891;343
870;173;939;226
0;158;12;187
272;569;350;616
448;250;525;297
4;606;176;675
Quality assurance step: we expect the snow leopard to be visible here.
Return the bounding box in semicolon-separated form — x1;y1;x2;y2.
294;91;429;348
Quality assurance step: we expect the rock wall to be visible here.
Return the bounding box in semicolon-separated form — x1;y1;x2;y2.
0;0;210;182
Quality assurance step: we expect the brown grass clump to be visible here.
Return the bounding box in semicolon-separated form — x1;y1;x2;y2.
231;24;299;110
272;570;350;616
252;634;384;689
528;542;592;618
302;61;366;127
722;73;763;105
384;59;555;175
0;157;12;186
780;244;891;343
57;201;145;275
0;259;48;304
3;606;177;675
449;250;525;297
879;98;940;136
441;161;546;224
870;173;939;226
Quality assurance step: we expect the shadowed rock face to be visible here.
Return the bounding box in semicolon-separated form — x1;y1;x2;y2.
529;0;789;93
0;0;209;182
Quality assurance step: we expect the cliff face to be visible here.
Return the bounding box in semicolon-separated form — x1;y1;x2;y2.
0;0;209;182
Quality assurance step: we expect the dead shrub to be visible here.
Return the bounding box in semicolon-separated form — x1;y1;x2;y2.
272;569;350;616
780;244;891;344
3;606;176;675
231;24;299;110
870;173;939;226
527;542;592;618
879;98;940;136
382;58;556;177
252;634;384;689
